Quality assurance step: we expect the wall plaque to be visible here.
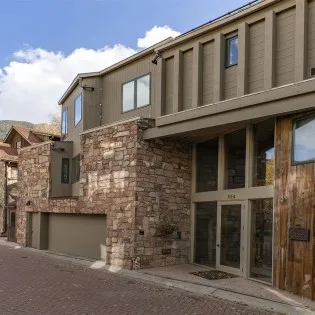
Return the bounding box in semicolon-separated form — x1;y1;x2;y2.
289;227;310;241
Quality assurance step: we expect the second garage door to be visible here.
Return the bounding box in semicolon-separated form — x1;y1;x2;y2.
48;213;106;260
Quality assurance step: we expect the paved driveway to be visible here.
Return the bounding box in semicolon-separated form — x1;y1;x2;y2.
0;244;271;315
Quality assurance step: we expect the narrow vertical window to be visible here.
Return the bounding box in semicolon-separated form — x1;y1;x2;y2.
74;94;82;126
226;36;238;67
61;108;68;137
61;158;70;184
72;155;80;183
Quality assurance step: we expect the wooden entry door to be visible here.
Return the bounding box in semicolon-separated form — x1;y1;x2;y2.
216;202;245;276
8;208;16;242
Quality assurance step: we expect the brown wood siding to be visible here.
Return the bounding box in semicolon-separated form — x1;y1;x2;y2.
163;57;174;115
181;49;193;111
102;54;154;124
274;114;315;300
248;20;265;93
275;8;296;87
201;41;214;105
224;66;237;100
308;0;315;78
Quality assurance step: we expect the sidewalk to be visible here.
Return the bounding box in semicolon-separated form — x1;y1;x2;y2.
1;238;314;315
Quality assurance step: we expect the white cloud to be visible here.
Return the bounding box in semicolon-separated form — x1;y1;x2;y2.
0;25;180;123
137;25;180;49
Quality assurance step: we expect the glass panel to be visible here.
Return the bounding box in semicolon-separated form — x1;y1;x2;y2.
250;199;273;283
293;116;315;163
196;138;218;192
225;129;246;189
253;119;275;186
122;81;135;112
61;158;70;184
220;205;241;268
62;109;68;136
74;95;82;126
227;36;238;66
195;202;217;267
137;75;150;108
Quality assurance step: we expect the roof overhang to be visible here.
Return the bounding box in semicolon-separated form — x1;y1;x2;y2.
58;37;173;105
3;126;32;145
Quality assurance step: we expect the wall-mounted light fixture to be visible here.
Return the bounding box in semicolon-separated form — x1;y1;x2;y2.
152;51;162;65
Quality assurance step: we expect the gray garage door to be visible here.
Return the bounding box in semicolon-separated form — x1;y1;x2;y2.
48;214;106;260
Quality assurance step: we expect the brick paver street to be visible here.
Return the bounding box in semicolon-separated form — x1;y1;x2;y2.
0;244;272;315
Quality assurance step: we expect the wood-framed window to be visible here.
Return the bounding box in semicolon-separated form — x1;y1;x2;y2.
71;155;80;183
225;35;238;68
122;74;151;112
292;114;315;165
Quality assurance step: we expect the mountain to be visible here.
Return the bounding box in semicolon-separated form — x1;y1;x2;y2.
0;120;35;141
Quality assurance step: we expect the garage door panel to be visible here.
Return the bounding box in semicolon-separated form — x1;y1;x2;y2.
48;214;106;260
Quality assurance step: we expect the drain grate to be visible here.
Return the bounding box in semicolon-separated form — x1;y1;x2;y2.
191;270;238;280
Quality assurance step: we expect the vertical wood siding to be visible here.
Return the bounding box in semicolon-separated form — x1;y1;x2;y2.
102;54;154;125
274;114;315;300
275;8;296;87
164;57;174;115
248;20;265;93
224;66;237;100
308;0;315;78
181;49;193;111
201;41;214;105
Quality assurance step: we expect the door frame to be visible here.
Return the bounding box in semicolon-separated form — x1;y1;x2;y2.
216;200;247;276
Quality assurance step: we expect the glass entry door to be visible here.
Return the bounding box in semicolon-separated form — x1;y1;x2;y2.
216;202;245;276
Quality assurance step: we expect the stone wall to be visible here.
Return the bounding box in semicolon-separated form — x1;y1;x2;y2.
17;119;192;269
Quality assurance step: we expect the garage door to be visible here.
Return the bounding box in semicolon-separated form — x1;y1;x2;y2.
48;214;106;260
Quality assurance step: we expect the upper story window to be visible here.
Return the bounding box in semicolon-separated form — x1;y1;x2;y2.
226;36;238;67
293;115;315;164
16;141;21;149
122;74;150;112
61;108;68;137
74;94;82;126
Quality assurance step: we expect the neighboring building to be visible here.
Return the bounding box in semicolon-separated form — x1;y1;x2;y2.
0;126;60;241
16;0;315;301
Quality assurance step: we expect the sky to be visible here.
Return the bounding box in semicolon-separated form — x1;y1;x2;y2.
0;0;251;123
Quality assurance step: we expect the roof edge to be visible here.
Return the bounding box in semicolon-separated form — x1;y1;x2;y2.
58;37;173;105
155;0;280;52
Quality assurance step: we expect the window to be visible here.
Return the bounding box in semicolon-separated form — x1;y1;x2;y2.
61;158;70;184
11;167;18;179
253;119;275;186
16;141;21;149
196;138;219;192
74;94;82;126
72;155;80;183
293;115;315;164
226;36;238;67
62;108;68;137
122;74;150;112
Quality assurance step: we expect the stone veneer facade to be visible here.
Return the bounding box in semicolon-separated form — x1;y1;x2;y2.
16;119;192;269
0;161;5;234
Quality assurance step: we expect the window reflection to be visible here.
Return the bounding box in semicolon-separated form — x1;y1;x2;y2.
253;119;275;186
226;36;238;67
74;95;82;126
137;75;150;108
122;81;135;112
293;116;315;163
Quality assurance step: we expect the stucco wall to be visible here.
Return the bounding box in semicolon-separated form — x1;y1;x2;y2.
16;119;192;269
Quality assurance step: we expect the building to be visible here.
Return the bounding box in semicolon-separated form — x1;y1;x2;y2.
0;126;60;241
16;0;315;301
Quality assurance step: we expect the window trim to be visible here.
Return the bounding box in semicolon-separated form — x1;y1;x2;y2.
74;94;83;127
121;73;151;113
61;108;68;138
292;114;315;165
225;35;239;68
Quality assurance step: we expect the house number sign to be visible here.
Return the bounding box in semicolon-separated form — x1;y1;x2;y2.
288;226;310;241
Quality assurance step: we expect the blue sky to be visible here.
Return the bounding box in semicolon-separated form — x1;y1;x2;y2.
0;0;250;122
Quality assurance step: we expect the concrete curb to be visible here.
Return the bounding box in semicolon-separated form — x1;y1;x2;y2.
1;240;313;315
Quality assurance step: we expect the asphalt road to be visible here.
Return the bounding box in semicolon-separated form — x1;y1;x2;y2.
0;244;271;315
